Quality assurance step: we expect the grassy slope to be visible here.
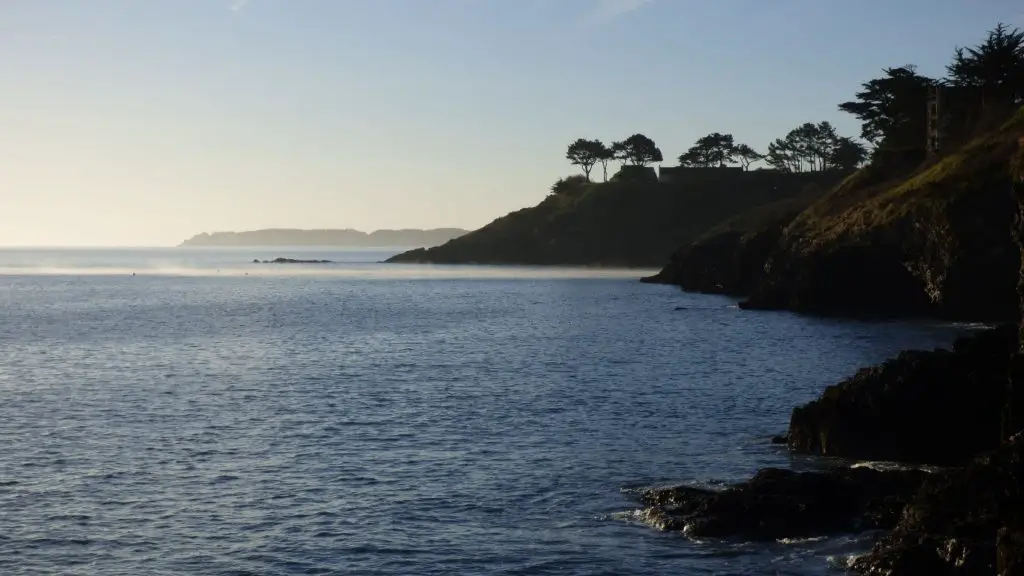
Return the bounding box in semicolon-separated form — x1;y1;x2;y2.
743;107;1024;319
786;107;1024;252
388;170;848;267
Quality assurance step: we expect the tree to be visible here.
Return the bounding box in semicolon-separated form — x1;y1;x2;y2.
565;138;604;181
838;65;935;152
946;23;1024;104
763;122;857;172
549;174;589;196
733;143;763;171
596;141;615;182
829;137;870;170
611;141;629;167
766;138;799;173
677;149;706;167
617;133;663;166
677;133;737;168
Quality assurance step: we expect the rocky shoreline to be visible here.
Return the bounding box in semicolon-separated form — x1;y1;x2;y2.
629;327;1024;573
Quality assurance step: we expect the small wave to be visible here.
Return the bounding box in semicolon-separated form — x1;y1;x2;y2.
776;536;828;545
850;461;943;473
826;552;867;569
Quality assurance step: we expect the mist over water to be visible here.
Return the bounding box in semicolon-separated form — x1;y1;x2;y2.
0;247;652;279
0;248;969;574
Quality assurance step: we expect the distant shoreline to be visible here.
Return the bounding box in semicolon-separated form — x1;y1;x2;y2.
178;228;469;248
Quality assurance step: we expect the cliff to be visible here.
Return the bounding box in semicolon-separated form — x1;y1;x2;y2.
386;170;848;267
640;190;827;294
744;108;1024;321
652;107;1024;322
179;228;468;248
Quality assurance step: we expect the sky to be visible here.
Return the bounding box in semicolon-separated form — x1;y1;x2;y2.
1;0;1022;246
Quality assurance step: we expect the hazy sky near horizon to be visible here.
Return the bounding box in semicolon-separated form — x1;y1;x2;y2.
1;0;1021;246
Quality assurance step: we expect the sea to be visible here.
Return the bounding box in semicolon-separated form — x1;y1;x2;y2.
0;247;974;575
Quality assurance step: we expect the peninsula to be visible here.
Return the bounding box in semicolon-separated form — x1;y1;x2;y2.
179;228;468;248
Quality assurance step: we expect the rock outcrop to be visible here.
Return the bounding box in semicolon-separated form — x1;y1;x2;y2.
787;326;1017;466
849;437;1024;575
740;109;1024;322
253;258;334;264
637;467;927;540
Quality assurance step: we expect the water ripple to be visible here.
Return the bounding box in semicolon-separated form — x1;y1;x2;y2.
0;250;968;574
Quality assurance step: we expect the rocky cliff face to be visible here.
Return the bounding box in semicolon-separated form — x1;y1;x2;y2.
641;193;823;295
786;325;1016;466
741;111;1024;322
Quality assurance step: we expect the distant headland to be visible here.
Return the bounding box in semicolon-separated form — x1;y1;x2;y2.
179;228;468;248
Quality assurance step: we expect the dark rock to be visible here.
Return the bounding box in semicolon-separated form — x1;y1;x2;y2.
787;326;1016;466
998;529;1024;575
636;466;926;540
770;435;788;444
850;438;1024;575
257;258;334;264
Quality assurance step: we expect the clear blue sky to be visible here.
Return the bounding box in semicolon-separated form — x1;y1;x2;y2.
1;0;1021;246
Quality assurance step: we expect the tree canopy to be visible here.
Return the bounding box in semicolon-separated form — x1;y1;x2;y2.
947;23;1024;101
565;138;605;181
765;122;865;173
615;134;663;166
678;133;737;167
838;24;1024;164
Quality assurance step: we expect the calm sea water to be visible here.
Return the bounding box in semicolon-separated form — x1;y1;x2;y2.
0;248;971;575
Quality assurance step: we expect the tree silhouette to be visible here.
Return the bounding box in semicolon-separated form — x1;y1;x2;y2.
549;175;590;197
611;141;629;167
838;65;934;151
618;134;663;166
947;23;1024;104
829;137;870;170
566;139;605;181
596;141;615;182
733;143;763;171
678;133;737;167
764;122;860;172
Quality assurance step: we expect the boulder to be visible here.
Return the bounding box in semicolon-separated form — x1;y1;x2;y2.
787;326;1016;466
850;437;1024;575
636;466;926;540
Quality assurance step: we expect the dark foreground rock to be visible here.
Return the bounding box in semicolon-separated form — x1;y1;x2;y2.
787;326;1017;466
252;258;334;264
636;466;927;540
850;437;1024;575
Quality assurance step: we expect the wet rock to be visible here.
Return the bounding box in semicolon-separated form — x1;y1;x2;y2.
636;466;926;540
787;326;1016;466
851;437;1024;575
770;435;788;444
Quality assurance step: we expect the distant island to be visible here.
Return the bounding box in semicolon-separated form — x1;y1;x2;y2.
179;228;468;248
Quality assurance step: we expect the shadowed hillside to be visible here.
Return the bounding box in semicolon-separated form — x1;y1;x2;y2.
387;170;847;267
739;107;1024;321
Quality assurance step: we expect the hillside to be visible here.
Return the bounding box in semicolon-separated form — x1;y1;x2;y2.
651;107;1024;321
179;228;468;248
641;189;829;294
386;170;848;267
